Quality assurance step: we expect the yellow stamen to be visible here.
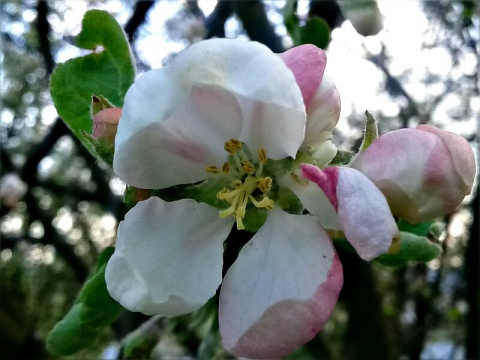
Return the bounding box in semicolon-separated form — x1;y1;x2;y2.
209;140;276;229
248;194;274;210
241;159;255;174
255;148;267;176
224;141;237;154
232;152;245;175
257;177;272;192
206;165;219;174
230;138;243;151
219;189;242;217
258;148;267;163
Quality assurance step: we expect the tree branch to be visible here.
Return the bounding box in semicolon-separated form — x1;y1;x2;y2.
234;1;283;52
205;0;232;39
35;0;55;75
124;0;156;43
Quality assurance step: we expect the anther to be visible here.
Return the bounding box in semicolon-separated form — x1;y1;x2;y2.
258;148;267;163
222;162;230;173
230;139;243;151
257;177;272;192
206;165;219;174
241;160;255;174
256;148;267;176
224;141;237;154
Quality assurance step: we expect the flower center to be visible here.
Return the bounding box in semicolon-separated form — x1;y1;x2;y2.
207;139;274;230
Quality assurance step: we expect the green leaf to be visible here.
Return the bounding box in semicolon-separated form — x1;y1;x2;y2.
300;17;330;49
80;130;115;166
47;247;123;355
283;0;330;49
50;10;135;157
376;232;442;267
398;219;434;237
283;0;301;44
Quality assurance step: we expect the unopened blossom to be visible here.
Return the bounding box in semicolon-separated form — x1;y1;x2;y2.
106;39;397;359
351;125;476;223
92;107;122;143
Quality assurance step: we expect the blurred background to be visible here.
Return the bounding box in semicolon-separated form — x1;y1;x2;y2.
0;1;478;359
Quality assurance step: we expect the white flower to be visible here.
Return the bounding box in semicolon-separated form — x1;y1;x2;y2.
106;39;397;358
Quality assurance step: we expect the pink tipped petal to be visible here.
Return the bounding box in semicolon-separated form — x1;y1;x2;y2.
279;45;326;109
300;165;339;210
279;45;340;149
416;125;476;196
219;209;343;359
105;198;234;315
303;75;341;148
351;126;476;223
302;165;398;261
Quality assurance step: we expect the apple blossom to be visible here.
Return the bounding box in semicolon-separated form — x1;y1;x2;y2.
350;124;476;223
92;107;122;143
105;39;397;358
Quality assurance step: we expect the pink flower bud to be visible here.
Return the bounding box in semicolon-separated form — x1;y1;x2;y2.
351;125;476;223
92;108;122;143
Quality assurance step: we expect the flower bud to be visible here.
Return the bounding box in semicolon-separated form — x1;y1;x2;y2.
351;125;476;223
92;108;122;144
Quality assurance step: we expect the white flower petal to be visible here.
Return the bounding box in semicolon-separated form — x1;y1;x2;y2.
170;39;307;160
219;209;343;359
302;75;341;149
105;197;234;315
114;69;244;189
336;167;398;260
114;39;307;189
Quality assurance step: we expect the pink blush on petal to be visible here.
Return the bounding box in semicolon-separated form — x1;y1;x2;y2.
279;45;327;109
230;254;343;359
301;164;339;211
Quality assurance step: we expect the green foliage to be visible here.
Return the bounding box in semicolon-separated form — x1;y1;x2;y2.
360;110;379;150
398;219;434;237
283;0;330;49
50;10;134;158
376;232;442;267
329;150;354;166
46;247;123;355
